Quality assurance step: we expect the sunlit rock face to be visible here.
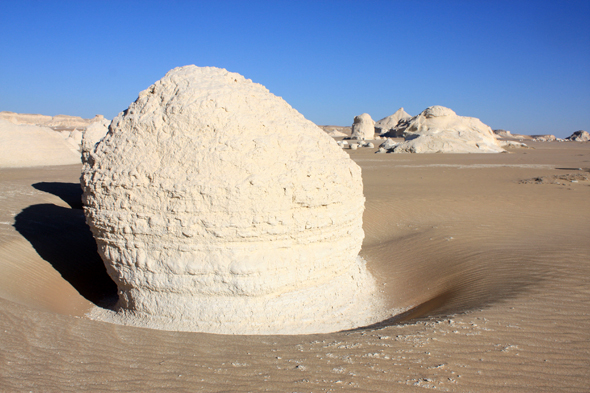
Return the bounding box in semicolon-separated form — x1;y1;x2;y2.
81;118;110;153
351;113;375;140
0;120;81;168
390;106;505;153
375;108;411;136
81;66;383;334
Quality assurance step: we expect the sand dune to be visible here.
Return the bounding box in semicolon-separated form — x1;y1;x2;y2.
0;142;589;391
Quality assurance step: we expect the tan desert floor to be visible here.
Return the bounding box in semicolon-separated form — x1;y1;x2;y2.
0;142;589;392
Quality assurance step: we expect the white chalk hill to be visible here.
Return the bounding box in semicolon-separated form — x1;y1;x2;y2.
0;120;81;167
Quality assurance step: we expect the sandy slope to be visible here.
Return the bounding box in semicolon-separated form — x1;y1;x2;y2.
0;142;588;392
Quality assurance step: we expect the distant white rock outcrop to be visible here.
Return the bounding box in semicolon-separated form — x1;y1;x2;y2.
375;108;411;136
0;120;81;167
351;113;375;140
384;106;505;154
327;129;347;137
532;134;557;142
501;140;529;148
493;129;512;138
0;111;104;130
566;130;589;142
0;111;110;155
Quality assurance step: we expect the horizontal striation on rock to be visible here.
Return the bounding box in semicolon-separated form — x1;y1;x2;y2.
82;66;384;334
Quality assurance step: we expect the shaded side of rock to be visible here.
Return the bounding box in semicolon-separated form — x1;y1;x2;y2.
375;108;411;136
566;130;589;142
532;134;557;142
81;65;384;335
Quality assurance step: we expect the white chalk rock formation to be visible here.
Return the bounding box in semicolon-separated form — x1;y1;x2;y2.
532;134;556;142
493;129;512;138
0;111;104;130
81;118;111;155
67;129;83;146
327;129;347;137
390;106;505;153
566;130;589;142
379;138;399;151
501;140;529;148
82;66;384;334
375;108;411;136
351;113;375;140
0;120;81;168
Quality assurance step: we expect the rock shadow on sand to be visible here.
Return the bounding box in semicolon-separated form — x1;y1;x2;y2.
32;181;84;209
14;183;117;307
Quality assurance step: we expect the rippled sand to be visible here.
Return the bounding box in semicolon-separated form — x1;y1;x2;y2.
1;142;589;392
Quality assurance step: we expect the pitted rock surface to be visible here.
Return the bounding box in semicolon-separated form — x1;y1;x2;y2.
81;66;384;334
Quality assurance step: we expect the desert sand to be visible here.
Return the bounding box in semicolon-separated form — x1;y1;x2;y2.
0;139;588;391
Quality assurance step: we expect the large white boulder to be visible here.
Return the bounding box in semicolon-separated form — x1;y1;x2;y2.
82;66;383;334
351;113;375;140
374;108;411;136
389;106;505;153
0;120;81;168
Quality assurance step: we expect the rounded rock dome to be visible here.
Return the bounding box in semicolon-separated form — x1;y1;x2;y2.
81;66;384;334
422;105;456;118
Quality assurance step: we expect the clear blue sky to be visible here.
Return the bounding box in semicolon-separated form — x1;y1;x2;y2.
1;0;588;137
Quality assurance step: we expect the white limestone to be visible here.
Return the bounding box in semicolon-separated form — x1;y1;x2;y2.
375;108;411;136
351;113;375;140
0;111;104;129
379;138;399;150
566;130;589;142
81;118;110;155
0;120;81;168
493;129;512;138
389;106;505;153
82;65;385;334
327;129;347;137
532;134;557;142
